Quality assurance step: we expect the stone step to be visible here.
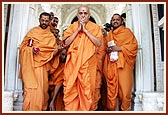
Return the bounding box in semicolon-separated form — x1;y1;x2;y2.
13;101;22;111
13;105;22;111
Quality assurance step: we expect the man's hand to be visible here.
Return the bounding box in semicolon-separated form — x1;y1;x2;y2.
78;18;88;33
33;47;40;54
106;46;121;53
77;23;82;32
81;23;87;33
79;17;86;24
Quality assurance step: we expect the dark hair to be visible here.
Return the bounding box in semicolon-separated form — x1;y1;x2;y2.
111;13;124;22
121;13;126;19
121;13;126;26
54;17;59;19
39;12;51;19
112;13;121;19
50;12;54;15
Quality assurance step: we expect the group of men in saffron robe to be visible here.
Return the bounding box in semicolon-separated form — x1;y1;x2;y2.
19;5;138;111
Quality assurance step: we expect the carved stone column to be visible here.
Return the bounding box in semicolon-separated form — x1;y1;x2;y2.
127;4;155;111
124;4;133;29
151;4;164;92
4;4;38;111
125;4;143;111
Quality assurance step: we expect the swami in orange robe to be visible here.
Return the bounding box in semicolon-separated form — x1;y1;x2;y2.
48;48;67;111
103;25;138;111
62;20;102;111
19;26;58;111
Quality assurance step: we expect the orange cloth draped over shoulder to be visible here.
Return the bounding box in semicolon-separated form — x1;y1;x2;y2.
103;26;138;110
19;26;57;111
62;21;102;111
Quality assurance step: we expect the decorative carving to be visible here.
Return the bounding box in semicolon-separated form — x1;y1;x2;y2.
151;4;164;91
142;92;164;111
3;91;14;111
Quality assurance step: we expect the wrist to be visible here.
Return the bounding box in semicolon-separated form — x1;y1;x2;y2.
51;100;54;103
117;46;122;51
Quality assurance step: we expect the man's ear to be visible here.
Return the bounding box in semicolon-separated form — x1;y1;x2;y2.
88;13;91;18
121;19;124;25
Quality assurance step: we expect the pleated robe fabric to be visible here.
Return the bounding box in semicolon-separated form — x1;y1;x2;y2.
103;26;138;111
62;21;102;111
90;36;106;110
19;26;57;111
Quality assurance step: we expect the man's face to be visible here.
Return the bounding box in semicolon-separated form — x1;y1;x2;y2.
50;12;54;20
111;15;122;29
77;7;90;23
51;18;59;27
39;15;50;29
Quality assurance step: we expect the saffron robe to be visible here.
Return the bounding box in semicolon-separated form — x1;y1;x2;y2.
19;26;58;110
103;26;138;110
90;36;106;110
62;21;102;111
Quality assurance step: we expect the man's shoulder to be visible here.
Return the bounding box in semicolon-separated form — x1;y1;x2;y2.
89;21;99;26
122;26;133;34
31;26;39;30
88;21;101;30
28;26;39;32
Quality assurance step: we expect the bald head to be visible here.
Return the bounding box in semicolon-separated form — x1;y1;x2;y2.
78;6;90;14
77;6;90;23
